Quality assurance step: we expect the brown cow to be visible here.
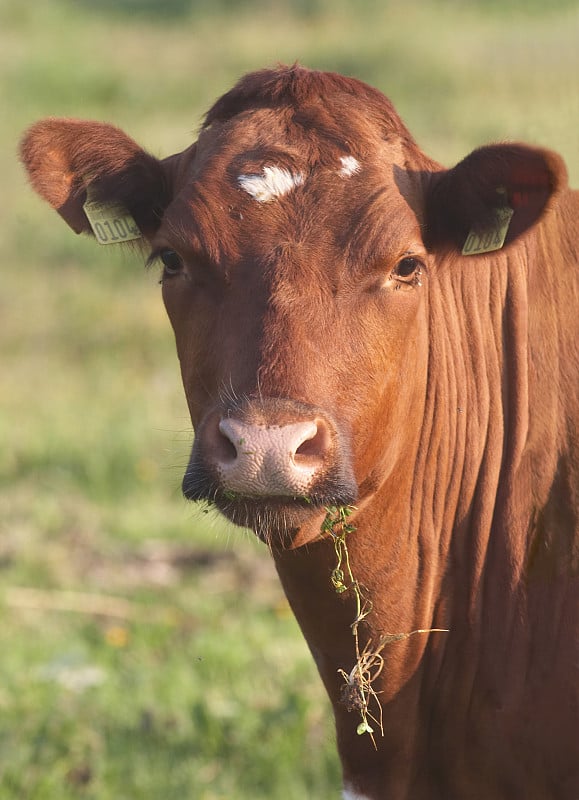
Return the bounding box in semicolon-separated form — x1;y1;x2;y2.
20;66;579;799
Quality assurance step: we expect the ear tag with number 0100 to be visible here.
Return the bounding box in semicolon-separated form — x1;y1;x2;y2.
462;189;514;256
83;187;141;246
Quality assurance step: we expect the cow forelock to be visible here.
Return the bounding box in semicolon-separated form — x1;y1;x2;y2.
158;66;433;276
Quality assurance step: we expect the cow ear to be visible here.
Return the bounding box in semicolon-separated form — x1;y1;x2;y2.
19;118;169;238
424;143;567;253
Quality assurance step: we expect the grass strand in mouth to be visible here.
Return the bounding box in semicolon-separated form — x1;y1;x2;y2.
322;505;448;748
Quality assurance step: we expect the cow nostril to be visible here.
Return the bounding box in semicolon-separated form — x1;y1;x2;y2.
220;436;238;463
294;419;331;464
215;422;239;463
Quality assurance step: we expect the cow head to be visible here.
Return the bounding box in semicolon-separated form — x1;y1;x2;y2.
20;66;564;548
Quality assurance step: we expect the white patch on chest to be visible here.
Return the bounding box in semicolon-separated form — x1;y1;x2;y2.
342;788;370;800
342;788;372;800
237;165;305;203
339;155;361;177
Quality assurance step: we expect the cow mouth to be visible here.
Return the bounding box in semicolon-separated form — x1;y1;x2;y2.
188;482;358;546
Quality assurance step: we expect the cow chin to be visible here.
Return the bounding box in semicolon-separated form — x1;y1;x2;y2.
215;494;324;546
183;471;358;548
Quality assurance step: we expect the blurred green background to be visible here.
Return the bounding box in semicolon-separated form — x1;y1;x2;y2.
1;0;578;797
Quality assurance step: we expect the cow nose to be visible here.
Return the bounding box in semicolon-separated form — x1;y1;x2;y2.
213;416;331;497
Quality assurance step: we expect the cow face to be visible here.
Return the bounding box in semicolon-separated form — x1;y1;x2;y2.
153;100;435;546
20;67;563;547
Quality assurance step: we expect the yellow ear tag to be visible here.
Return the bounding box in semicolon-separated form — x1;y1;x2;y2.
462;197;514;256
83;187;141;245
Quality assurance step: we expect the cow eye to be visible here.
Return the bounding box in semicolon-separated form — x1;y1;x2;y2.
392;256;424;289
395;257;420;278
160;249;183;277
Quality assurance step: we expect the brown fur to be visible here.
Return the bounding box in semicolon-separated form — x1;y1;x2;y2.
20;66;579;799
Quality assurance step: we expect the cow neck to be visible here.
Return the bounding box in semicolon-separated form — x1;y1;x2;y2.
270;242;567;785
275;255;529;661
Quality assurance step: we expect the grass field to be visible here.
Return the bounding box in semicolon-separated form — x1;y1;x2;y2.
2;0;579;797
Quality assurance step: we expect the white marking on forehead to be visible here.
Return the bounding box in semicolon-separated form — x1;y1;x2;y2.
237;165;305;203
339;155;361;177
342;788;372;800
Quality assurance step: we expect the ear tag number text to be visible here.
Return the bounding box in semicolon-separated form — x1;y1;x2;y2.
462;204;514;256
83;189;141;245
